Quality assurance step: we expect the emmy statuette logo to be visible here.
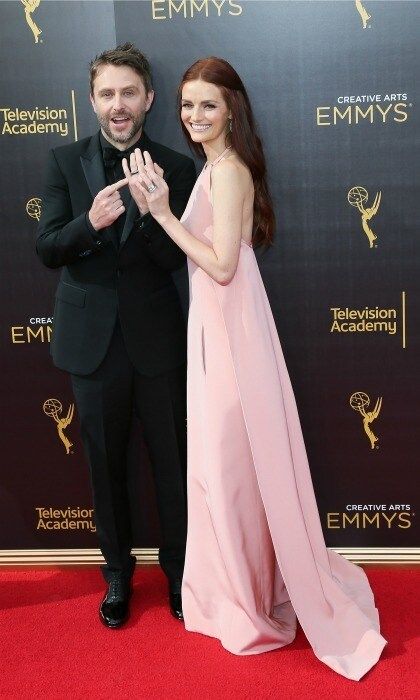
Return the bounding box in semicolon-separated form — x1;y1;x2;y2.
348;186;381;248
43;399;74;455
350;392;382;449
355;0;371;29
21;0;43;43
26;197;42;221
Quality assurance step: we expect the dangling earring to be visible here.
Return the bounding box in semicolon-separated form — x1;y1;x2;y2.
228;118;233;133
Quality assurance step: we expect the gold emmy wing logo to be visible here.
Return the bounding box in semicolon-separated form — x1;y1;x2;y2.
350;391;382;449
43;399;74;455
348;186;381;248
21;0;42;43
26;197;42;221
355;0;371;29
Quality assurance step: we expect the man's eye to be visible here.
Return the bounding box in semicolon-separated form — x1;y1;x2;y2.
124;91;134;97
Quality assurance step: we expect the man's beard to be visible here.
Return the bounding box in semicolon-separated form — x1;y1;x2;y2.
98;109;146;145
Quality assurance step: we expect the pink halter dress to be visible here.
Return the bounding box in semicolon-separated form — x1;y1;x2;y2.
180;149;387;681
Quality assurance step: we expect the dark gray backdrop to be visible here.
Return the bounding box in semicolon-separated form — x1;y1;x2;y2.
0;1;418;555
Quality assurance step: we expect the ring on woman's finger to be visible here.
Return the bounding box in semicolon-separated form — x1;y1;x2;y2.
148;183;157;193
130;168;139;175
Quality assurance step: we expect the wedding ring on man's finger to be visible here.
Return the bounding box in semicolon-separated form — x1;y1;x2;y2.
148;183;157;193
130;169;139;175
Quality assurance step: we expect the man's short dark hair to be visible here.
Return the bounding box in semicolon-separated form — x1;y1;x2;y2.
89;43;153;95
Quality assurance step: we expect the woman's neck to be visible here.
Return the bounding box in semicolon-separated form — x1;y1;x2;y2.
203;140;231;164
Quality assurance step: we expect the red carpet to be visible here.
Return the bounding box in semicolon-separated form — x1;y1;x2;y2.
0;565;418;698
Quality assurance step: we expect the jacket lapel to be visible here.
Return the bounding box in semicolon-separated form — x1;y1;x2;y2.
80;132;119;249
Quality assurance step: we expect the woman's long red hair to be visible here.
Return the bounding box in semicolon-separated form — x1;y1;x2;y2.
178;57;274;247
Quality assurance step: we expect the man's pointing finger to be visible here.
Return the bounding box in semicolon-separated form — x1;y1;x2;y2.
110;177;129;193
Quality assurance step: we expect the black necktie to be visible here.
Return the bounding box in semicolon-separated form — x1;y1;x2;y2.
102;147;133;244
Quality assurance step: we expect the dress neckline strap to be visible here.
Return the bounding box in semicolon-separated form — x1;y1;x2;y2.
207;146;232;168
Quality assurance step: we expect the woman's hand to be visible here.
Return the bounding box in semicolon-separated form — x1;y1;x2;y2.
122;149;171;223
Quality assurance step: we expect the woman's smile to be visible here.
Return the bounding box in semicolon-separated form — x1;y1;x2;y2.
189;123;212;131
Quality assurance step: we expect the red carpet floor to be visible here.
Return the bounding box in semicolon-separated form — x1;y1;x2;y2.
0;565;418;699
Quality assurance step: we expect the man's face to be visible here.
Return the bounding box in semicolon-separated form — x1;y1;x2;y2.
90;64;154;148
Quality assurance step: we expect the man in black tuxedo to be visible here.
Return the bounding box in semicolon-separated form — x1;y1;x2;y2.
36;44;196;628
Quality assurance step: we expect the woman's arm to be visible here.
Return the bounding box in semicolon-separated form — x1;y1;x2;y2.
126;151;246;285
133;158;196;272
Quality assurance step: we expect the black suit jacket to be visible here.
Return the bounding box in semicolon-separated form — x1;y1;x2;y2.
36;130;196;377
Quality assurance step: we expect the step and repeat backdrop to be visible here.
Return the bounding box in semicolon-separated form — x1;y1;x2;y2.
0;1;418;560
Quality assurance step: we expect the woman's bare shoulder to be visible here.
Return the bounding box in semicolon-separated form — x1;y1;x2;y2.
212;154;252;191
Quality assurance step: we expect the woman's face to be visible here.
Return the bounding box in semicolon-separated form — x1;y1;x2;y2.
181;79;231;148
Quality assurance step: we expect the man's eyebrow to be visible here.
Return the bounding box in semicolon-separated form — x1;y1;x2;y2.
98;85;139;92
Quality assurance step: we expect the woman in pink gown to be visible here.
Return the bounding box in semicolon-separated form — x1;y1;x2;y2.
122;57;387;681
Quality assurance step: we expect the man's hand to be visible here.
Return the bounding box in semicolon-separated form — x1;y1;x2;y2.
88;177;128;232
125;151;150;215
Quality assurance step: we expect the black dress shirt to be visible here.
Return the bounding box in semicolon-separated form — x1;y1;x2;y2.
85;131;147;243
100;131;146;242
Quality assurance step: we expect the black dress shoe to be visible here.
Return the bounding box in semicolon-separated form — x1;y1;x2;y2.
169;579;184;621
99;573;132;629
